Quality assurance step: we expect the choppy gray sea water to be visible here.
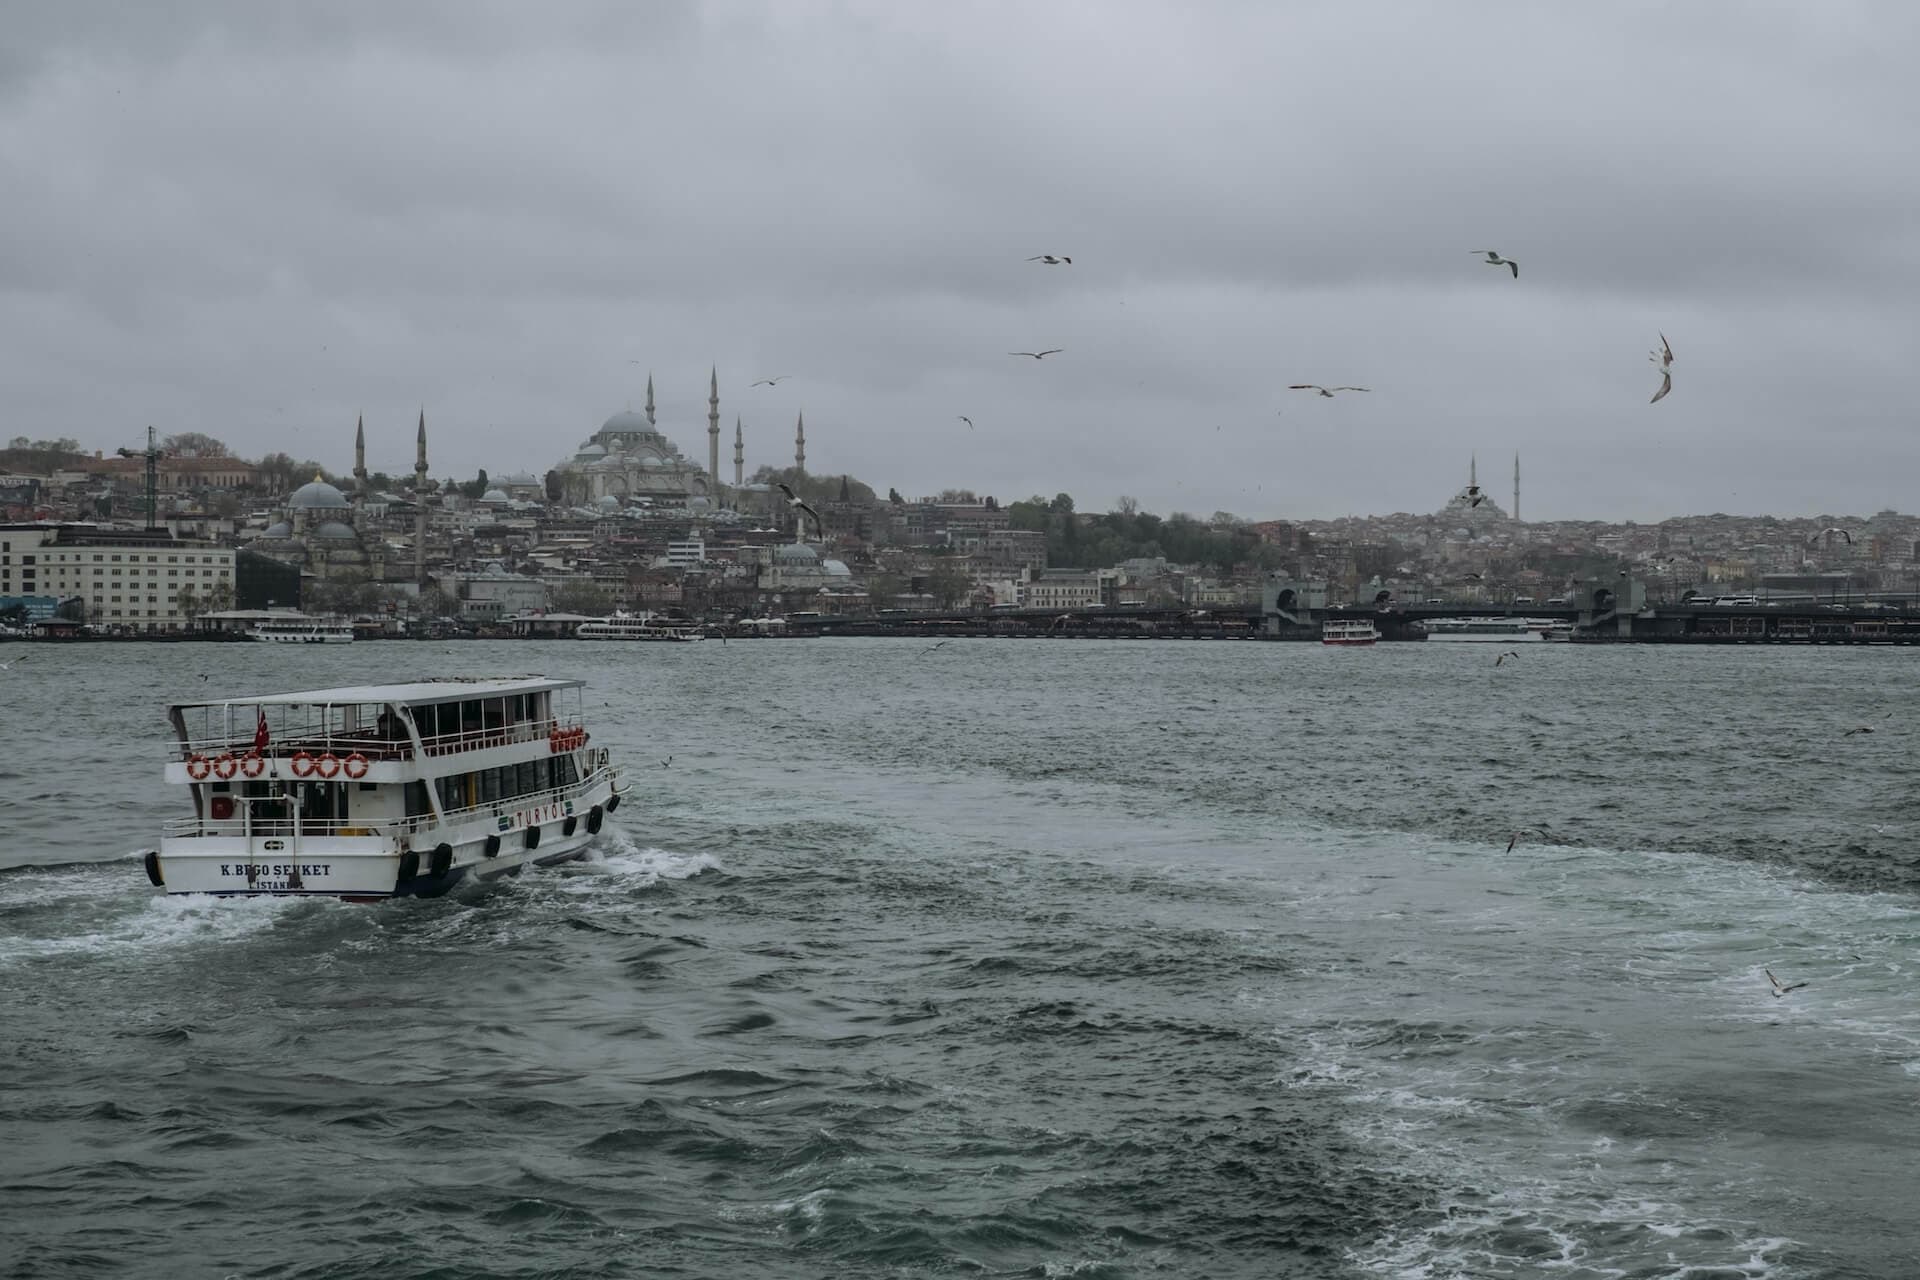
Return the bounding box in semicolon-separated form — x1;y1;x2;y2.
3;638;1918;1279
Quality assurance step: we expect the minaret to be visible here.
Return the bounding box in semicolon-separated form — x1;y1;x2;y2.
1470;451;1477;490
413;409;429;588
733;416;744;488
644;375;656;426
1512;452;1520;522
794;410;806;474
352;414;367;498
707;366;721;495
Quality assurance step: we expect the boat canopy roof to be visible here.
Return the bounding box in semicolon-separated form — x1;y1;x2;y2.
169;676;581;712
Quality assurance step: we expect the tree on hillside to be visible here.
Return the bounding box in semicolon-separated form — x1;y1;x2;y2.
162;432;231;457
549;580;613;615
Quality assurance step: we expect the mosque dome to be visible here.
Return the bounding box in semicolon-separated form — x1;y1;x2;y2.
821;559;853;577
596;495;620;510
575;443;607;459
288;478;350;510
262;521;293;539
313;521;357;540
687;495;711;511
774;542;820;563
601;410;651;434
480;488;511;503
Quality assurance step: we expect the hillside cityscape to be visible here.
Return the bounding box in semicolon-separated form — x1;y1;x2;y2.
1;398;1910;635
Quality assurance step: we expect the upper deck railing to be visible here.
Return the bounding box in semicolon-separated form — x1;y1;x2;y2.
175;716;586;763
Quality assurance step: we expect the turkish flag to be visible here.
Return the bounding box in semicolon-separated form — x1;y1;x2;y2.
251;707;270;756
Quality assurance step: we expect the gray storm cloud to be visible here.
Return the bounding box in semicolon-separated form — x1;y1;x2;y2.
2;0;1915;521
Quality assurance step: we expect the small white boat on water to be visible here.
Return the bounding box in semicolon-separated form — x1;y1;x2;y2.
248;617;355;644
1322;619;1380;646
141;677;627;899
576;613;704;642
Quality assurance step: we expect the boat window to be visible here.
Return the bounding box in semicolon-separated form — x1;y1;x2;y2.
405;781;430;819
479;768;500;806
516;760;537;797
436;775;461;811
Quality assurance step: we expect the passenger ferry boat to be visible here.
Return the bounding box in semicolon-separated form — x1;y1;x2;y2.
1322;619;1380;646
141;677;627;899
1417;616;1541;642
248;616;355;644
576;613;704;642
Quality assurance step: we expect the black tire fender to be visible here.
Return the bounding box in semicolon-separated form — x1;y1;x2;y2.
143;849;164;887
396;850;420;883
586;805;604;834
524;824;541;850
429;843;453;877
483;834;501;859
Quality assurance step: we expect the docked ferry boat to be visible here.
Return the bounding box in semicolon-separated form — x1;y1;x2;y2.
141;677;627;899
576;613;704;642
1322;619;1380;646
1417;616;1541;642
248;617;355;644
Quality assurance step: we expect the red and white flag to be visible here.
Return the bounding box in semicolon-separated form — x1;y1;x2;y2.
251;707;270;757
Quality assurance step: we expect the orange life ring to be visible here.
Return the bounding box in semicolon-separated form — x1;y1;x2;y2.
315;753;341;780
213;754;239;780
291;750;316;777
186;754;211;780
241;754;266;779
343;752;369;780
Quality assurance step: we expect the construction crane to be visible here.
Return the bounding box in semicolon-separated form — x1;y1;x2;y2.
116;426;166;529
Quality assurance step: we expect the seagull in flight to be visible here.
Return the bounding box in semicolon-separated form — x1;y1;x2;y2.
958;416;973;429
920;640;951;656
1505;828;1540;853
1471;250;1519;279
774;482;822;538
660;756;673;768
1844;725;1875;736
1288;384;1370;397
0;654;27;671
1494;650;1521;666
1011;349;1063;360
1026;255;1072;265
752;376;792;386
1766;968;1808;997
1649;332;1674;404
1811;527;1853;546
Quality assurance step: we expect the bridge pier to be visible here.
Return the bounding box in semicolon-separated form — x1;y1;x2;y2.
1261;575;1327;638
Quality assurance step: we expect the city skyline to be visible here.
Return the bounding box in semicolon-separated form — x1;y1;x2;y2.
3;5;1917;521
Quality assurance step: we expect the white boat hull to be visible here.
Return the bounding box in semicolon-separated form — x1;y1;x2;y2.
149;785;627;899
1423;630;1545;642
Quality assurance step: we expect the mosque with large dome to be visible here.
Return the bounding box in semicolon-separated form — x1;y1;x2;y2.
547;374;721;509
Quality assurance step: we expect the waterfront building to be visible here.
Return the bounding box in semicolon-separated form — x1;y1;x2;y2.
0;523;235;632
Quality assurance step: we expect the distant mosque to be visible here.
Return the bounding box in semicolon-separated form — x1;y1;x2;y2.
547;370;812;515
1439;452;1520;523
250;411;437;587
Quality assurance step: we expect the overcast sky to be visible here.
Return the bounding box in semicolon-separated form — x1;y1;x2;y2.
3;1;1916;522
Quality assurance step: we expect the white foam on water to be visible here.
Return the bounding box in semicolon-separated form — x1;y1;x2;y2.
560;828;724;890
0;882;312;965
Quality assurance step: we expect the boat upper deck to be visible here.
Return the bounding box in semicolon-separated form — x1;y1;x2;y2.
168;676;580;713
166;677;589;768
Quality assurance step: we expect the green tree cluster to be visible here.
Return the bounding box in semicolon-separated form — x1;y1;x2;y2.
1006;494;1282;576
